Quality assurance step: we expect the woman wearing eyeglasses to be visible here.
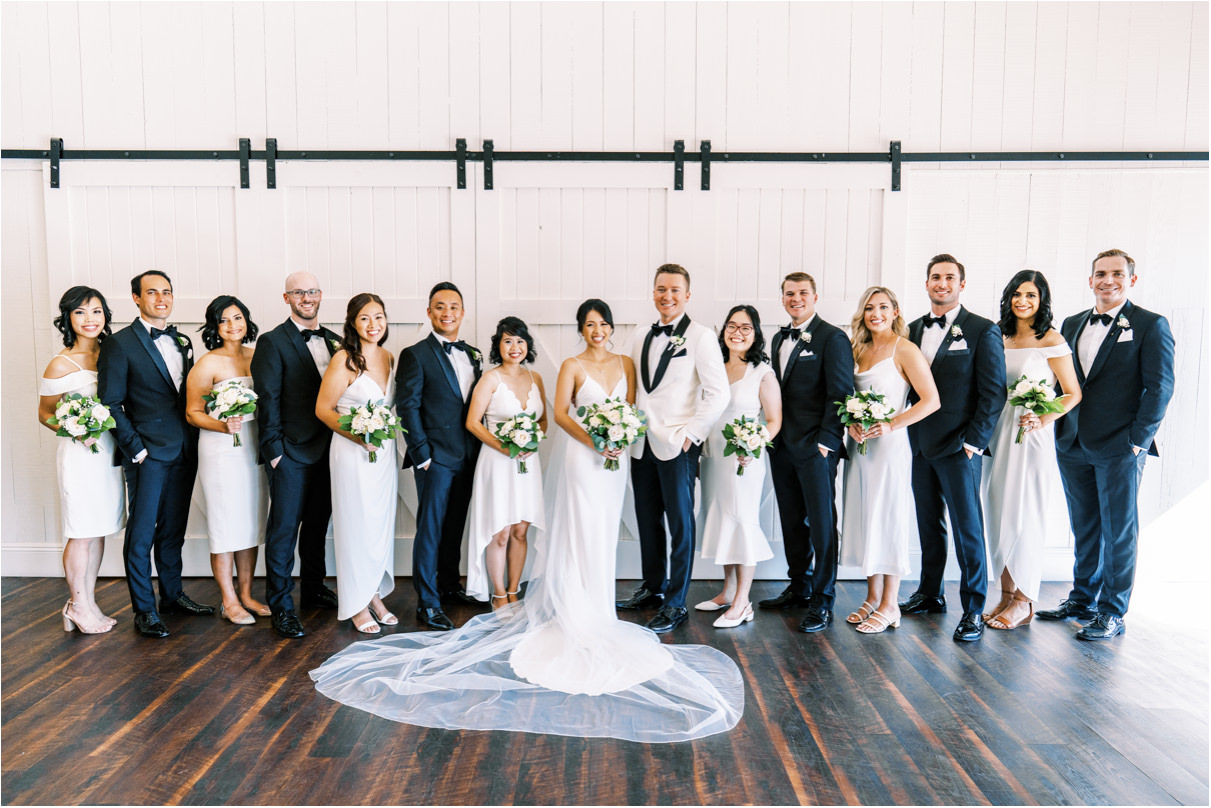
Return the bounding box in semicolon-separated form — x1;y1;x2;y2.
695;305;782;628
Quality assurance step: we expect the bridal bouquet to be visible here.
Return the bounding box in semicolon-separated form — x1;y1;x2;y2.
578;398;648;471
202;379;259;447
721;415;772;476
339;399;401;463
835;389;896;456
493;412;545;474
1007;374;1065;444
48;393;115;454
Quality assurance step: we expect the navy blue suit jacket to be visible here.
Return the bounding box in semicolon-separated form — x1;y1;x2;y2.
98;321;197;465
1055;301;1175;458
395;334;482;469
906;306;1006;459
250;319;341;466
770;315;853;460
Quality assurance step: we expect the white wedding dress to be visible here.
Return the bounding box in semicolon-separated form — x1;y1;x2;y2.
310;359;743;742
197;376;267;554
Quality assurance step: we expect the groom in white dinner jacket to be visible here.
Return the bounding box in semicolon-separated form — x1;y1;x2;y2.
618;264;730;632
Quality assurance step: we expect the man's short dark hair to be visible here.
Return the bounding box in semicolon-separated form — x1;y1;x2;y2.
781;272;817;294
1092;248;1135;276
428;281;463;305
131;270;173;296
926;254;965;283
653;263;691;290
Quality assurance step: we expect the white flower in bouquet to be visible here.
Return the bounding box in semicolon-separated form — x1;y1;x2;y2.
338;399;403;462
492;410;545;473
607;424;626;443
55;400;73;419
577;398;649;471
835;389;896;456
846;398;865;415
721;414;773;476
203;379;259;447
606;408;622;424
89;403;110;423
63;416;87;437
869;402;890;421
1006;374;1065;444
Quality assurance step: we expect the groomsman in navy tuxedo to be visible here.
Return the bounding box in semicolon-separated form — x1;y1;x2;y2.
1038;249;1175;640
98;270;213;638
397;282;483;631
250;271;342;639
760;272;853;633
901;254;1006;642
618;264;729;633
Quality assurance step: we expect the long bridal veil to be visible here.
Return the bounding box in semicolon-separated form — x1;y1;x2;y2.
310;422;744;742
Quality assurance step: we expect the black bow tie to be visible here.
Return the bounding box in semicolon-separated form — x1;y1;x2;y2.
650;323;674;337
443;339;469;355
779;326;803;340
301;328;325;342
148;324;179;341
923;315;947;329
1088;312;1113;327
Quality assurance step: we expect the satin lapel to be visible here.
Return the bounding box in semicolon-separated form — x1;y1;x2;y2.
650;316;692;391
909;318;924;347
1086;301;1132;382
427;334;463;399
1065;311;1090;385
284;321;322;381
641;328;656;393
782;315;815;382
771;331;785;383
929;308;965;373
131;321;176;391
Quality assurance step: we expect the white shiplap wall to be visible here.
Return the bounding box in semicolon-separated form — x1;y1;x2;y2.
2;1;1206;580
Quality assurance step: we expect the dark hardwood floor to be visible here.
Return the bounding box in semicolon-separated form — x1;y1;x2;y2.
2;576;1206;806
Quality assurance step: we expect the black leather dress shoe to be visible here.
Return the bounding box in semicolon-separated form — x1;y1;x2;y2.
1036;599;1097;621
953;611;984;642
616;586;664;610
900;591;947;614
300;585;339;609
159;593;216;615
758;587;813;610
416;607;455;631
645;605;689;633
797;607;833;633
134;611;170;638
272;610;306;639
440;588;481;606
1076;613;1126;640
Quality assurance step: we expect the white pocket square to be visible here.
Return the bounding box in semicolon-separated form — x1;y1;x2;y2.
949;340;968;350
1117;331;1134;343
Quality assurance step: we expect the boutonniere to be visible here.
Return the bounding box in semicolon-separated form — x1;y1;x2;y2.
669;335;687;350
327;337;340;353
469;348;482;363
800;331;813;344
1116;315;1131;331
950;325;964;340
175;334;188;349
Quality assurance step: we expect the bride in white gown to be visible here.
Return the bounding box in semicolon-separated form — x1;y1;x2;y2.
311;299;743;742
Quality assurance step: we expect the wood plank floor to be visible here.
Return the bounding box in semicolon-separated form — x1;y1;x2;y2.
2;576;1206;806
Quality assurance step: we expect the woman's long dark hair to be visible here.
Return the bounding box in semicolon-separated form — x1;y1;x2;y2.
718;304;768;366
343;293;389;373
199;295;258;350
53;286;113;348
999;270;1054;340
489;316;537;365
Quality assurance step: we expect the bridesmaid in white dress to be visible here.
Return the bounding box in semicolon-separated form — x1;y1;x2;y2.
981;271;1082;629
37;287;126;634
697;305;782;628
465;317;548;607
840;287;940;634
185;296;270;626
316;293;398;634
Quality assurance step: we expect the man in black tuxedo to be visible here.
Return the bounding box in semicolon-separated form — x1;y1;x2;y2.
759;272;853;633
98;270;213;638
250;271;342;639
901;254;1006;642
396;282;482;631
1039;249;1175;640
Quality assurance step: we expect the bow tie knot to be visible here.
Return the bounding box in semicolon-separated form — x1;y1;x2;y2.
650;323;674;337
779;326;803;340
149;324;179;341
443;339;469;355
1088;312;1113;327
923;314;947;329
301;328;325;342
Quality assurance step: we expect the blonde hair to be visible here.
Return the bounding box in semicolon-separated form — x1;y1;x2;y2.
850;286;908;362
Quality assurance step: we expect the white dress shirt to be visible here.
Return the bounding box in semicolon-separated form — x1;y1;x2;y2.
644;314;704;444
435;334;475;400
292;318;332;377
1077;301;1126;377
919;306;981;456
780;315;830;455
139;318;185;389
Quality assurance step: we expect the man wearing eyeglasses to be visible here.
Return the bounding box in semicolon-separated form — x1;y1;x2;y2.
763;272;853;632
250;271;342;638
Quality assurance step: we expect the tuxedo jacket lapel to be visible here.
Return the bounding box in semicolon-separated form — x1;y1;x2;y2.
641;329;656;392
284;320;323;381
131;320;177;391
928;307;966;373
1086;301;1132;382
771;332;785;383
1065;311;1090;384
782;317;815;382
649;316;691;391
427;334;463;399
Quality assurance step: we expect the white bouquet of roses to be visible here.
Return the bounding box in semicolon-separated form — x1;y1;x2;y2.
721;414;772;476
202;379;259;447
577;398;648;471
493;412;545;474
835;389;896;456
1006;374;1065;444
338;399;401;463
48;393;115;454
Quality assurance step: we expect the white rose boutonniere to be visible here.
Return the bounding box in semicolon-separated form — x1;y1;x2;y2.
800;331;812;344
669;335;686;350
1117;315;1131;331
950;325;964;340
327;337;340;353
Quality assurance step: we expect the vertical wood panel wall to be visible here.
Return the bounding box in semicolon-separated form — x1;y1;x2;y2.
2;1;1206;579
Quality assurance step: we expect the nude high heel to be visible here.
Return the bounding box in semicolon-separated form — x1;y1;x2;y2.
63;601;112;634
